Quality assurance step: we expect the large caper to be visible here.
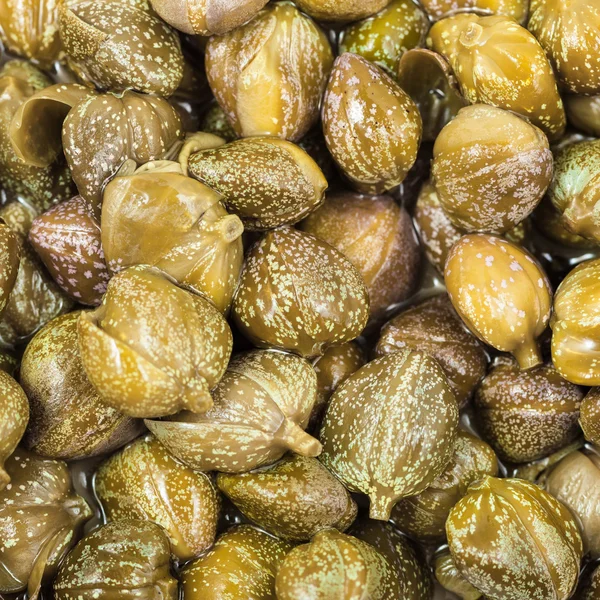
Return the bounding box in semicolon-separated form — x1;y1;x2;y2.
0;372;28;489
566;94;600;138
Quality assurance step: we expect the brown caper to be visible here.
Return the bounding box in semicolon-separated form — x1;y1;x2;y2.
54;519;177;600
322;52;422;194
320;349;459;520
475;359;584;463
428;13;566;139
95;434;220;562
565;94;600;138
78;266;232;418
581;388;600;445
435;550;482;600
446;476;583;600
217;454;357;541
391;431;498;542
0;220;20;318
21;311;141;460
0;449;92;597
300;192;421;321
445;234;552;370
0;371;28;489
146;349;321;472
375;294;488;407
232;227;370;359
205;2;333;141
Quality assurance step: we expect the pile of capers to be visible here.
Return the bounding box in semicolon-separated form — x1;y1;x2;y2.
0;0;599;598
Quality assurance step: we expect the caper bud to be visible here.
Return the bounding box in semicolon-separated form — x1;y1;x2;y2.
447;476;583;600
200;104;237;142
435;549;482;600
275;529;402;600
445;234;552;369
205;2;333;141
578;565;600;600
0;372;28;490
581;389;600;445
322;52;422;194
432;104;552;234
428;14;566;140
320;349;459;520
21;312;141;460
58;0;184;95
528;0;600;95
149;0;269;36
78;266;232;418
95;434;220;561
391;431;498;541
295;0;392;21
188;137;327;231
0;220;20;318
420;0;528;23
54;519;178;600
29;195;109;306
0;449;92;596
565;94;600;138
181;525;292;600
146;349;321;472
300;192;421;321
233;227;369;359
375;294;488;407
551;258;600;385
542;449;600;558
339;0;429;74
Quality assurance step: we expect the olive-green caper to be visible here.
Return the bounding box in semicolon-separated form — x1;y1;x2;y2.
435;550;482;600
445;234;552;370
322;52;422;195
320;349;458;520
205;2;333;141
447;476;583;600
581;388;600;445
200;104;237;142
294;0;391;21
565;94;600;138
0;220;20;318
0;371;28;489
419;0;528;23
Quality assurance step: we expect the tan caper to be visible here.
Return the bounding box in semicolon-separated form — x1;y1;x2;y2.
294;0;391;21
445;234;552;369
581;388;600;445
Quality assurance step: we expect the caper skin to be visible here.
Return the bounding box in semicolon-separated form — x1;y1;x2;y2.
322;53;422;195
474;360;584;463
0;372;28;489
447;476;583;600
581;388;600;445
0;221;20;318
419;0;528;23
445;234;552;370
431;104;552;234
54;519;177;600
435;550;482;600
578;565;600;600
294;0;391;22
566;95;600;138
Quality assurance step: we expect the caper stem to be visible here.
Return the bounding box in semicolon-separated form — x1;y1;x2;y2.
277;419;322;457
513;339;544;370
368;492;395;521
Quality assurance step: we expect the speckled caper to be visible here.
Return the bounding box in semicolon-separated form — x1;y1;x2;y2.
349;519;432;599
397;49;467;142
376;294;488;407
0;220;20;318
566;94;600;138
78;266;232;418
432;104;552;234
149;0;269;35
95;434;220;562
206;2;333;141
435;550;482;600
391;431;498;541
320;349;458;520
551;258;600;385
547;140;600;243
10;83;183;218
528;0;600;95
510;439;585;482
294;0;391;21
0;61;74;212
339;0;429;73
419;0;528;22
542;449;600;558
0;350;18;375
428;14;566;140
301;192;420;321
0;372;28;490
188;137;327;231
232;227;369;359
54;519;177;600
447;476;583;600
21;312;141;460
181;525;292;600
217;455;356;541
445;234;552;369
102;161;243;314
29;196;109;306
201;104;237;142
310;341;365;431
0;449;92;597
146;349;321;472
581;388;600;445
322;52;422;194
276;529;402;600
0;0;63;66
475;359;584;463
58;0;183;95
